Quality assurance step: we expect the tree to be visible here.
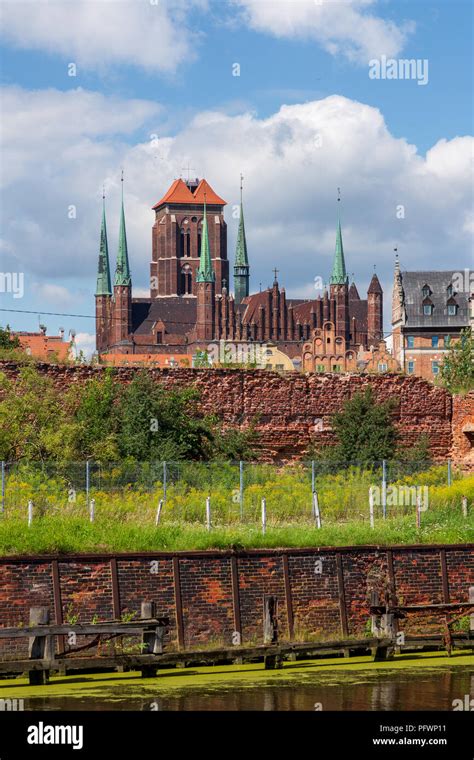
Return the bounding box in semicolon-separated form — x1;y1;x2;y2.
0;325;20;350
440;329;474;394
325;387;398;466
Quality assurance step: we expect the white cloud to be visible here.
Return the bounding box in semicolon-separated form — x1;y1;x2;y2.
0;0;207;73
232;0;415;63
1;86;472;333
73;332;96;360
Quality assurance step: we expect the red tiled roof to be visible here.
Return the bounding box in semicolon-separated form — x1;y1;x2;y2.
152;178;226;209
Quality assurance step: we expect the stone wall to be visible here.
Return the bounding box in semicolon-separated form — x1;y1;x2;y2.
0;362;465;463
0;544;472;658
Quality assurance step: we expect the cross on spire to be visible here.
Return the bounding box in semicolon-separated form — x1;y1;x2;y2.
181;163;195;182
273;267;279;282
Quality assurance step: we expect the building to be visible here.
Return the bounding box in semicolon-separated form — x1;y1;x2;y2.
95;177;384;367
392;260;471;380
13;328;72;362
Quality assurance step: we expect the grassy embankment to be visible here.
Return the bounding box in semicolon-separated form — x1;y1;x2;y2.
0;464;472;554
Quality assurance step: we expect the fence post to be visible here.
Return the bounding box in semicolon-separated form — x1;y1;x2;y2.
311;460;315;495
85;459;90;508
369;487;375;528
28;500;33;527
89;498;95;523
462;496;468;518
163;461;167;504
416;494;422;528
1;461;4;514
447;459;452;486
28;606;52;686
313;491;321;529
239;460;244;520
155;499;163;526
206;496;211;531
382;460;387;520
261;497;266;535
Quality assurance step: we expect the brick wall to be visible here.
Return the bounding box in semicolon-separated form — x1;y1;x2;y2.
0;362;466;463
0;545;472;659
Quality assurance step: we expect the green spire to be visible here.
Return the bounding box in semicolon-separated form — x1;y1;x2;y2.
234;174;249;305
96;191;112;296
330;216;348;285
196;195;215;283
114;173;131;287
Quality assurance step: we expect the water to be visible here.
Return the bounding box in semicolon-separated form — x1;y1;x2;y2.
8;663;474;712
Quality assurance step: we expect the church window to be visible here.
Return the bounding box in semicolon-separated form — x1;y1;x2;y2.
156;332;163;344
197;228;202;257
180;266;192;295
191;216;197;223
179;230;185;258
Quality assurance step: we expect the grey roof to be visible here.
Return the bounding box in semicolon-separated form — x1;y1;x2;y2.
401;270;470;328
132;297;197;336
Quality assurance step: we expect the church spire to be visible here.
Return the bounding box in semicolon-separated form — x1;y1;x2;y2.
196;194;215;282
114;171;131;287
96;189;112;296
330;192;348;285
233;173;250;305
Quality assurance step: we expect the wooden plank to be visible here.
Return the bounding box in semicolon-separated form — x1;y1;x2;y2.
282;554;294;639
173;556;185;649
336;553;349;637
230;556;242;642
51;560;64;655
439;549;450;603
110;558;121;618
0;620;169;638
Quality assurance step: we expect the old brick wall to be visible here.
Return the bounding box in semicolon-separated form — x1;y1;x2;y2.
451;392;474;471
0;362;459;462
0;544;472;659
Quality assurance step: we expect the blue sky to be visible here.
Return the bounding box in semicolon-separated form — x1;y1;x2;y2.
0;0;472;353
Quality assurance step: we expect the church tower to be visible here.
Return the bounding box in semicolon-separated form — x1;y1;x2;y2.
95;191;112;352
112;174;132;347
233;175;249;305
367;270;383;346
196;196;216;341
329;214;349;341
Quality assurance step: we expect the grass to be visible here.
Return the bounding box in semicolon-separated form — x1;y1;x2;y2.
0;464;472;554
0;506;472;555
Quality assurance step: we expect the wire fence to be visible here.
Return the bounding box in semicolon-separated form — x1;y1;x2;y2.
0;459;467;528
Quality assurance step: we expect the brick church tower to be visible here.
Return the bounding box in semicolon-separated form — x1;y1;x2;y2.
150;178;228;298
329;216;350;341
95;193;112;352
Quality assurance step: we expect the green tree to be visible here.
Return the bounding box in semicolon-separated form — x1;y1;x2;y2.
0;325;20;350
325;387;398;466
71;370;120;459
440;329;474;394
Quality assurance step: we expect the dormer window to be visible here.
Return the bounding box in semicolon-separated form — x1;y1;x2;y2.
446;284;453;298
447;303;457;316
422;284;431;297
423;304;433;316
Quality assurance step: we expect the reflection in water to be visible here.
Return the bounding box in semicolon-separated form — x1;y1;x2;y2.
20;667;473;712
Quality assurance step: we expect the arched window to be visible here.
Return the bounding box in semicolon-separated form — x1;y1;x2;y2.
179;230;185;258
185;232;190;257
180;266;192;295
197;227;202;257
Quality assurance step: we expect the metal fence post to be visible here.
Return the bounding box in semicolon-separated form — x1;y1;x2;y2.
447;459;452;487
86;460;90;508
261;497;266;535
1;461;4;514
239;460;244;520
163;461;167;504
382;460;387;520
311;460;315;495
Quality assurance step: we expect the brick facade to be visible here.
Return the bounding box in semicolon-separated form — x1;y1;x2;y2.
0;545;472;659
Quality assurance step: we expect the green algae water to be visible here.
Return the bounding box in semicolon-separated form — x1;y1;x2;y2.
0;652;472;712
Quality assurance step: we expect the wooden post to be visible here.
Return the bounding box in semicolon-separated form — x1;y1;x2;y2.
462;496;468;518
155;499;163;526
369;488;375;528
416;494;421;528
206;496;211;531
261;497;266;535
28;500;33;527
140;601;162;678
28;607;52;685
263;595;280;669
313;491;321;529
89;498;95;523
